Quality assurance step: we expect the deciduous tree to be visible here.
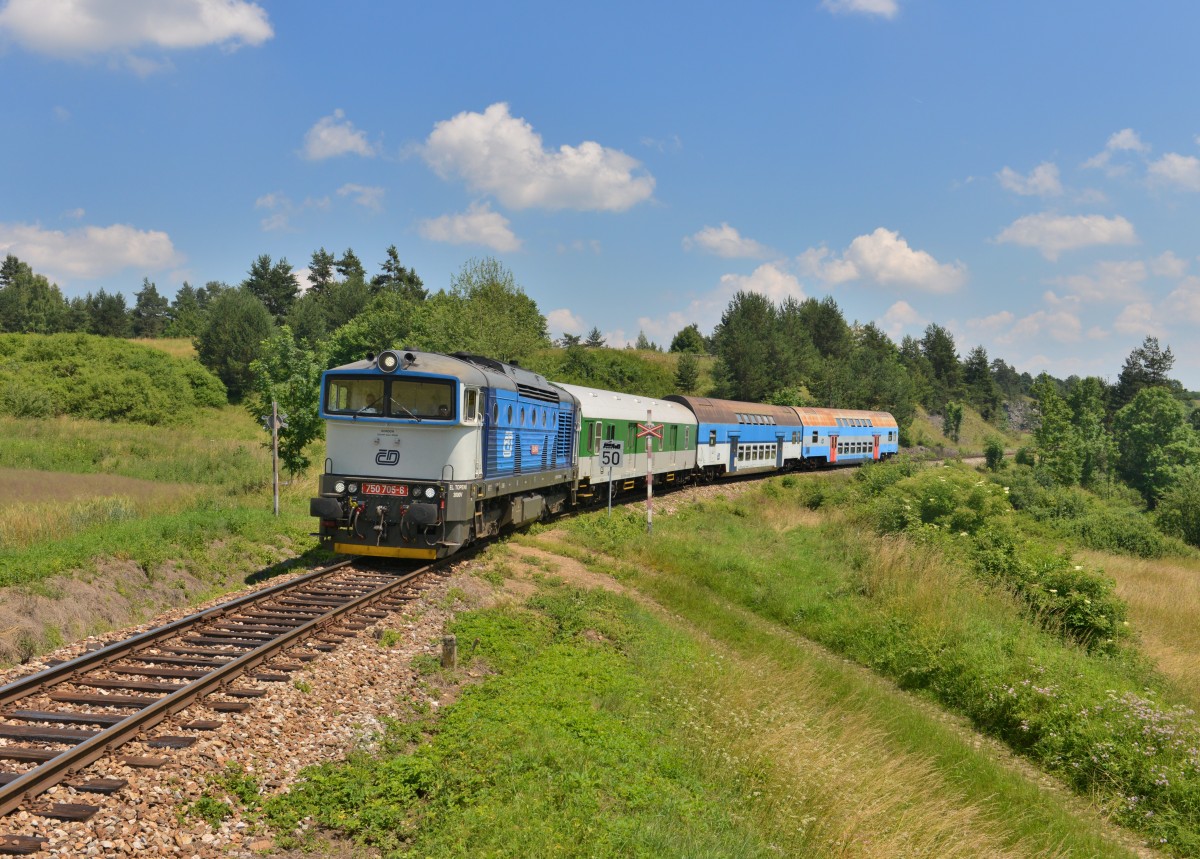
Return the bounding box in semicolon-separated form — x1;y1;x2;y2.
669;323;707;354
248;327;325;475
1113;386;1200;505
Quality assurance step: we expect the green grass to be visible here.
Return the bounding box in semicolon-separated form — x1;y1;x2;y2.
0;408;270;489
553;472;1200;854
263;567;1139;858
266;584;789;857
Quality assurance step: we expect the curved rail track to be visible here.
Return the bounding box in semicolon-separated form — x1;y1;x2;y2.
0;558;437;854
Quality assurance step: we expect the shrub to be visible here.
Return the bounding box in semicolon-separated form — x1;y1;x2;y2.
0;333;226;424
873;467;1011;537
1072;507;1169;558
1015;446;1036;467
983;436;1006;471
972;526;1127;651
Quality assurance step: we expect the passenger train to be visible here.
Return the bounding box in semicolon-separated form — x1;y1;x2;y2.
309;349;899;559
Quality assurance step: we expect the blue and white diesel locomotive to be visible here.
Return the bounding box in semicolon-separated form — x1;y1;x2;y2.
310;349;899;559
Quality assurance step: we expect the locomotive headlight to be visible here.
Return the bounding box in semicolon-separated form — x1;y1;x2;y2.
424;486;436;499
333;480;346;494
347;482;358;493
378;350;400;373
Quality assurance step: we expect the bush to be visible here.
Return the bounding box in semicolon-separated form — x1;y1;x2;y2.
872;466;1011;537
1072;507;1169;558
983;436;1006;471
0;333;226;424
1015;446;1036;467
972;526;1127;651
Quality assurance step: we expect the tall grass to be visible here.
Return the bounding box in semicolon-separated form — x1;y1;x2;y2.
265;573;1135;857
0;409;272;490
560;476;1200;854
1082;548;1200;707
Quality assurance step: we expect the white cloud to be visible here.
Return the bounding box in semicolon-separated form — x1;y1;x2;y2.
995;213;1137;260
1051;259;1146;302
0;0;271;57
423;102;655;211
63;207;86;220
683;223;770;258
719;263;805;304
1113;302;1163;337
0;222;179;280
997;162;1062;196
418;202;521;252
1083;128;1149;173
547;308;585;337
1165;277;1200;324
800;227;966;292
634;263;804;344
1004;308;1084;344
1147;152;1200;191
253;191;328;231
966;310;1015;332
302;109;375;160
336;183;384;212
821;0;899;19
880;300;923;338
1150;251;1189;278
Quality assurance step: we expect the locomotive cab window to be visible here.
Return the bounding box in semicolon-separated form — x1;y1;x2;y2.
465;389;480;422
390;378;455;420
326;376;454;420
326;377;385;415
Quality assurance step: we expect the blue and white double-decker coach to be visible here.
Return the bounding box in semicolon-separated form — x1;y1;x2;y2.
310;349;577;559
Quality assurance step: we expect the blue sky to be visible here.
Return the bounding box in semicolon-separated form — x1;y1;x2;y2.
4;1;1200;388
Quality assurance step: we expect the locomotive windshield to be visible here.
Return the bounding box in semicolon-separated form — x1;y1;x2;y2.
325;376;455;420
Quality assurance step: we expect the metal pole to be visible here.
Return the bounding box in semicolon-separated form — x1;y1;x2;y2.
646;408;653;535
272;399;280;517
608;463;614;516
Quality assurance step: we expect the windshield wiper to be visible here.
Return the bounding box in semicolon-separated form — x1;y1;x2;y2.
390;401;422;422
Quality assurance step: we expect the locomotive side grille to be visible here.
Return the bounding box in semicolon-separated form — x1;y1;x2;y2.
554;405;574;465
517;383;560;403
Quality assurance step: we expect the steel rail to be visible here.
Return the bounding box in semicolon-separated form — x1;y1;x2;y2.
0;558;357;710
0;559;431;818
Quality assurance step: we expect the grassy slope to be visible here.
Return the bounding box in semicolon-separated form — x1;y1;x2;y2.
0;406;325;658
261;542;1140;858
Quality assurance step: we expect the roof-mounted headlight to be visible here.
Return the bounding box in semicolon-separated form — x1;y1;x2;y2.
378;350;400;373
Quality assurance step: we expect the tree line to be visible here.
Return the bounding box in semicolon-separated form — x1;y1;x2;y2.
5;247;1200;534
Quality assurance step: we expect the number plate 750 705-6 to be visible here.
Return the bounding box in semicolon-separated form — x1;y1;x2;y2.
361;483;408;496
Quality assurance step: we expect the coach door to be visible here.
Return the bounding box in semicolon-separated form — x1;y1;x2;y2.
728;432;740;473
829;433;838;464
776;433;784;468
873;434;881;461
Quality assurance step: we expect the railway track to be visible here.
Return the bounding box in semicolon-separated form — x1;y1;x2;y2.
0;557;438;855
